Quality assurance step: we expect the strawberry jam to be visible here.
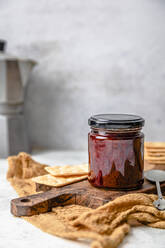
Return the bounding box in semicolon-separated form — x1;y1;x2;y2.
88;114;145;190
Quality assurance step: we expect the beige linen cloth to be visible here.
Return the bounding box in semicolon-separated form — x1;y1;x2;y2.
7;153;165;248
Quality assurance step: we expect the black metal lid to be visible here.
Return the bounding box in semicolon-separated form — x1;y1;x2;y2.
88;114;145;129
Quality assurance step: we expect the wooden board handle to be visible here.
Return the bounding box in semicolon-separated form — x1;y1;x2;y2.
11;188;79;217
10;184;110;217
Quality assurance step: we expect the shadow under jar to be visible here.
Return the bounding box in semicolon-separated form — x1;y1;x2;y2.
88;114;145;190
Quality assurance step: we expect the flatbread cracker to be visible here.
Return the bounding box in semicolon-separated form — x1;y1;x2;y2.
145;142;165;165
145;142;165;149
144;156;165;161
145;149;165;152
144;160;165;165
145;150;165;155
45;164;88;177
32;174;88;187
146;154;165;158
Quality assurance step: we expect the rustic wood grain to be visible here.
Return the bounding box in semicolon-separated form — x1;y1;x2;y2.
11;162;165;217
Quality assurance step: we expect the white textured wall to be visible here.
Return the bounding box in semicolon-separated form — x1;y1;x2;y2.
0;0;165;149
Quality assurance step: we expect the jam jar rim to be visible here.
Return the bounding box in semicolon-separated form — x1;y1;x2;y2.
90;127;143;134
88;114;145;130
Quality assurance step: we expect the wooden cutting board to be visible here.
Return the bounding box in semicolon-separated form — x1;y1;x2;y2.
11;162;165;217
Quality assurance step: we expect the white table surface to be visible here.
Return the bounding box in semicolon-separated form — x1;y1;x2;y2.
1;150;165;248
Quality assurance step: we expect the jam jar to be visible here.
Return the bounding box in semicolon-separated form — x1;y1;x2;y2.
88;114;145;190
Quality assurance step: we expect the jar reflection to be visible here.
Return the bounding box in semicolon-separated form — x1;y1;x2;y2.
88;129;144;189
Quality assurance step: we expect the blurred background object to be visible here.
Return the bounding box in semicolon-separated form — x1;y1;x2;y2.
0;40;36;157
0;0;164;151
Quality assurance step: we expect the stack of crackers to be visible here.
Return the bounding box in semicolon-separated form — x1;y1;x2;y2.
32;164;88;187
144;142;165;165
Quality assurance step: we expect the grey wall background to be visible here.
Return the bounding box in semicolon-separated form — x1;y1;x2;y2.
0;0;165;150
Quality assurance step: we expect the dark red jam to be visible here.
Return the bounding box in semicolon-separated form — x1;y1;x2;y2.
88;114;145;190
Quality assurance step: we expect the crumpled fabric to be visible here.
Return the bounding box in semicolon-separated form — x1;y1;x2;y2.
7;153;165;248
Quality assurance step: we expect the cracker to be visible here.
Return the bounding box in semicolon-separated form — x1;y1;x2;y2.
145;150;165;154
146;148;165;151
144;150;165;156
45;164;88;177
145;142;165;149
146;153;165;158
144;156;165;161
145;142;165;165
144;160;165;165
32;174;88;187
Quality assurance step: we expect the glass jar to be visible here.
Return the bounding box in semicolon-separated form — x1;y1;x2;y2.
88;114;145;190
